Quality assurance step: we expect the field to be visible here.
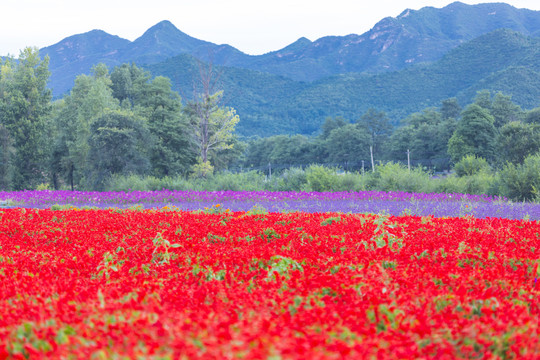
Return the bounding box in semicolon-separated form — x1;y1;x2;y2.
1;190;540;219
0;191;539;359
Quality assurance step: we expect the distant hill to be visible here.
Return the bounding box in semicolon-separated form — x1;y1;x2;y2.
32;2;540;138
146;29;540;136
227;1;540;80
40;2;540;96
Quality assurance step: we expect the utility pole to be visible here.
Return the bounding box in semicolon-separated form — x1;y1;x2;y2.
362;160;365;176
370;146;375;173
407;149;411;172
268;162;272;180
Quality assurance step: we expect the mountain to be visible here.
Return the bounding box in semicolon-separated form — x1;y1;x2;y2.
226;1;540;80
146;29;540;136
40;20;251;95
39;2;540;96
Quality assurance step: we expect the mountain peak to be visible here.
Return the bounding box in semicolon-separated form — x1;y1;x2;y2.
126;20;210;64
146;20;179;32
138;19;187;39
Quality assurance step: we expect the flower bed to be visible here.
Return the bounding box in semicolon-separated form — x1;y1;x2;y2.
1;190;538;219
0;208;538;358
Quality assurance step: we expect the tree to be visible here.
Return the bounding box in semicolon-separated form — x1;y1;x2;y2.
50;64;119;189
497;121;540;164
320;116;347;139
86;110;152;190
473;90;492;111
440;98;461;120
388;108;455;170
185;60;239;171
453;155;491;177
524;107;540;124
356;108;392;156
447;104;497;163
0;124;15;190
110;63;151;107
490;92;522;128
267;135;314;166
497;154;540;201
325;124;370;165
0;47;51;189
137;76;196;177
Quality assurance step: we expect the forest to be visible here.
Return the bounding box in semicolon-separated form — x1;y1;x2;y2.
1;48;539;201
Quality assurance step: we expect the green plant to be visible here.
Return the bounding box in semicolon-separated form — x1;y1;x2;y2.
453;155;491;177
305;165;340;192
151;232;181;265
367;162;434;193
495;153;540;201
190;160;214;179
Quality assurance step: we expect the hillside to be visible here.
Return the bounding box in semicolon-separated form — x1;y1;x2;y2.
147;29;540;136
39;2;540;96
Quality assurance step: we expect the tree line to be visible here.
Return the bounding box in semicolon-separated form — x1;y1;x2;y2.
242;91;540;173
0;48;539;192
0;48;238;190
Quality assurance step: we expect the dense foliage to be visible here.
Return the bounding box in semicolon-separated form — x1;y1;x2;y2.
146;29;540;136
1;47;539;198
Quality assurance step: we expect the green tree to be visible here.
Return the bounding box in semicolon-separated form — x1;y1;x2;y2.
0;124;15;190
496;154;540;201
453;155;491;177
524;107;540;124
440;97;461;120
356;108;392;156
325;124;370;165
86;110;152;190
320;116;347;139
388;108;455;170
137;76;196;177
0;48;51;189
50;64;119;189
497;121;540;164
110;63;151;107
186;90;239;168
267;135;315;166
490;92;523;128
448;104;497;163
473;90;492;111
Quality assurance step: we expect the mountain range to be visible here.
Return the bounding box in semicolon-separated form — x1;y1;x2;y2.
38;1;540;136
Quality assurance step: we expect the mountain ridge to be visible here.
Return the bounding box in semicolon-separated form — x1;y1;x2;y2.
39;2;540;96
144;28;540;136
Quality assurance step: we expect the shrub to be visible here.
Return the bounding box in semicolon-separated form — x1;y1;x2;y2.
205;171;266;191
495;154;540;201
453;155;491;177
334;172;366;191
434;172;496;195
305;165;340;192
106;174;148;192
190;160;214;179
367;162;434;193
272;167;308;191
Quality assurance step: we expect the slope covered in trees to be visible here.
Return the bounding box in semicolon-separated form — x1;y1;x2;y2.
146;29;540;136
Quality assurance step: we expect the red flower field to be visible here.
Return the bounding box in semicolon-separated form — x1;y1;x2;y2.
0;208;539;359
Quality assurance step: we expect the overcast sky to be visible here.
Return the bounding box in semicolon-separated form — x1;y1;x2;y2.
2;0;540;56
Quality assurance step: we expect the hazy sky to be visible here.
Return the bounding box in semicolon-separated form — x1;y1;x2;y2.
2;0;540;56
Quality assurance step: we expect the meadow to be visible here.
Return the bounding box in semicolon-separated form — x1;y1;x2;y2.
0;190;539;359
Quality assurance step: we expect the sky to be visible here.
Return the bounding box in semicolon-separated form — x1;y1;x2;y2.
2;0;540;57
